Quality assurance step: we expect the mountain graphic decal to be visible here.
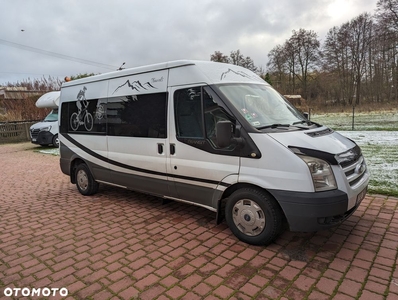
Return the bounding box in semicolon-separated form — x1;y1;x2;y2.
220;68;259;81
113;80;157;94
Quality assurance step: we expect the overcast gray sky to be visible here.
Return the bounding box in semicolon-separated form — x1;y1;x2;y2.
0;0;378;85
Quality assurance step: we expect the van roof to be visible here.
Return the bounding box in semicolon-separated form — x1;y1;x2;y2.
62;60;264;87
36;91;61;108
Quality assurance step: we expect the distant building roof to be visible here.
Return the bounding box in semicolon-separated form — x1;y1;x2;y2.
0;87;43;100
284;95;302;99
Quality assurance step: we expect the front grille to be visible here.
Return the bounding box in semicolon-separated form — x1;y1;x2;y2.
30;129;40;139
340;154;367;187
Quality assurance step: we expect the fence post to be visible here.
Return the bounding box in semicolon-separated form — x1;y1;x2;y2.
24;123;30;140
352;106;355;130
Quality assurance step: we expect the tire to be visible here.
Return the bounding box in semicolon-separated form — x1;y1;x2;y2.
225;188;283;245
52;134;59;148
75;163;99;196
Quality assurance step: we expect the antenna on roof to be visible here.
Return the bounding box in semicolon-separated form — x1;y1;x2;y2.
117;62;125;71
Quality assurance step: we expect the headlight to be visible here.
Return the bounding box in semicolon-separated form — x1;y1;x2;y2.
300;156;337;192
40;126;51;132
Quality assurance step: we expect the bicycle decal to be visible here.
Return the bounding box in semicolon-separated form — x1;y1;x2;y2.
70;86;94;131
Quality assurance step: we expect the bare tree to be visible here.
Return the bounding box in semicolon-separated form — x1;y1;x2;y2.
210;50;258;72
266;29;320;98
376;0;398;30
375;0;398;101
288;29;321;99
349;13;374;105
267;45;288;89
210;51;229;63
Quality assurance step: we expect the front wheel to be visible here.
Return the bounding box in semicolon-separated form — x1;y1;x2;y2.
52;134;59;148
225;188;284;245
75;163;99;196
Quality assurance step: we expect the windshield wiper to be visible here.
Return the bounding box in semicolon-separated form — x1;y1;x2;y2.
293;120;320;127
257;124;291;130
293;120;308;125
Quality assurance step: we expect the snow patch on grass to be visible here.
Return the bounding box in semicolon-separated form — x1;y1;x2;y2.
339;131;398;196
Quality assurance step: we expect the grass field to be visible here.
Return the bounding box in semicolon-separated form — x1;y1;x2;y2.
311;110;398;131
338;131;398;197
312;111;398;197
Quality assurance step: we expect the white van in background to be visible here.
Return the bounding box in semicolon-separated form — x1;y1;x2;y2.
58;60;369;245
30;91;60;147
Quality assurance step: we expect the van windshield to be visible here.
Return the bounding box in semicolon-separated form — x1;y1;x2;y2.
216;83;311;130
44;109;58;122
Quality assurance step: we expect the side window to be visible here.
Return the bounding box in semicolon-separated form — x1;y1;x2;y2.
60;100;106;134
107;92;167;138
203;88;232;148
174;86;234;149
174;87;203;138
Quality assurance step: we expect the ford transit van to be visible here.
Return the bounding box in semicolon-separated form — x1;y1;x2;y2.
59;60;369;245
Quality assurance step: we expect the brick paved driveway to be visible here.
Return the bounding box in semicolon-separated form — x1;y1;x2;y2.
0;142;397;300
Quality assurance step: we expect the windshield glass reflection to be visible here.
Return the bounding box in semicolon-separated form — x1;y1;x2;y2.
217;84;307;129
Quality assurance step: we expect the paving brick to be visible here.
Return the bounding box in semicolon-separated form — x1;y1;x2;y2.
76;282;103;299
160;275;179;287
352;257;373;269
284;287;308;300
293;275;317;291
369;266;391;281
279;266;301;281
307;290;329;300
166;285;187;299
260;285;284;299
364;280;388;295
214;285;235;299
139;284;166;300
175;264;196;279
345;265;369;283
360;290;385;300
338;278;362;297
193;282;212;296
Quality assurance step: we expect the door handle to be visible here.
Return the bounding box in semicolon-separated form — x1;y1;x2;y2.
157;143;164;154
170;144;176;155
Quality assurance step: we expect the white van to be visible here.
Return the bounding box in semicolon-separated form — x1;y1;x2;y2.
30;91;60;147
59;60;369;245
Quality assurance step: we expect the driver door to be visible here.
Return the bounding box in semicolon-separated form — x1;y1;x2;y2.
167;85;240;210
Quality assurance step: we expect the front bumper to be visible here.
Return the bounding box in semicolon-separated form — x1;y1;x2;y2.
269;188;362;232
30;131;54;145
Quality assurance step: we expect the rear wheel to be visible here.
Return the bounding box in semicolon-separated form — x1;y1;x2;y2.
75;163;99;196
225;188;283;245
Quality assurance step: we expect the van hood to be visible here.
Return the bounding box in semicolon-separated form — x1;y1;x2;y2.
30;120;57;130
267;127;356;156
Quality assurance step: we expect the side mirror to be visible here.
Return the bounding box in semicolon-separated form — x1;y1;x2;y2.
303;112;309;120
216;121;234;148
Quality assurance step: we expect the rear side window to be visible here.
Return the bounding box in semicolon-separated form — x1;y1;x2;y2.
107;92;167;138
60;100;106;134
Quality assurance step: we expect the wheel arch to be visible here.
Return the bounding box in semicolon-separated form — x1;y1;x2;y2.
70;157;87;184
216;182;285;225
